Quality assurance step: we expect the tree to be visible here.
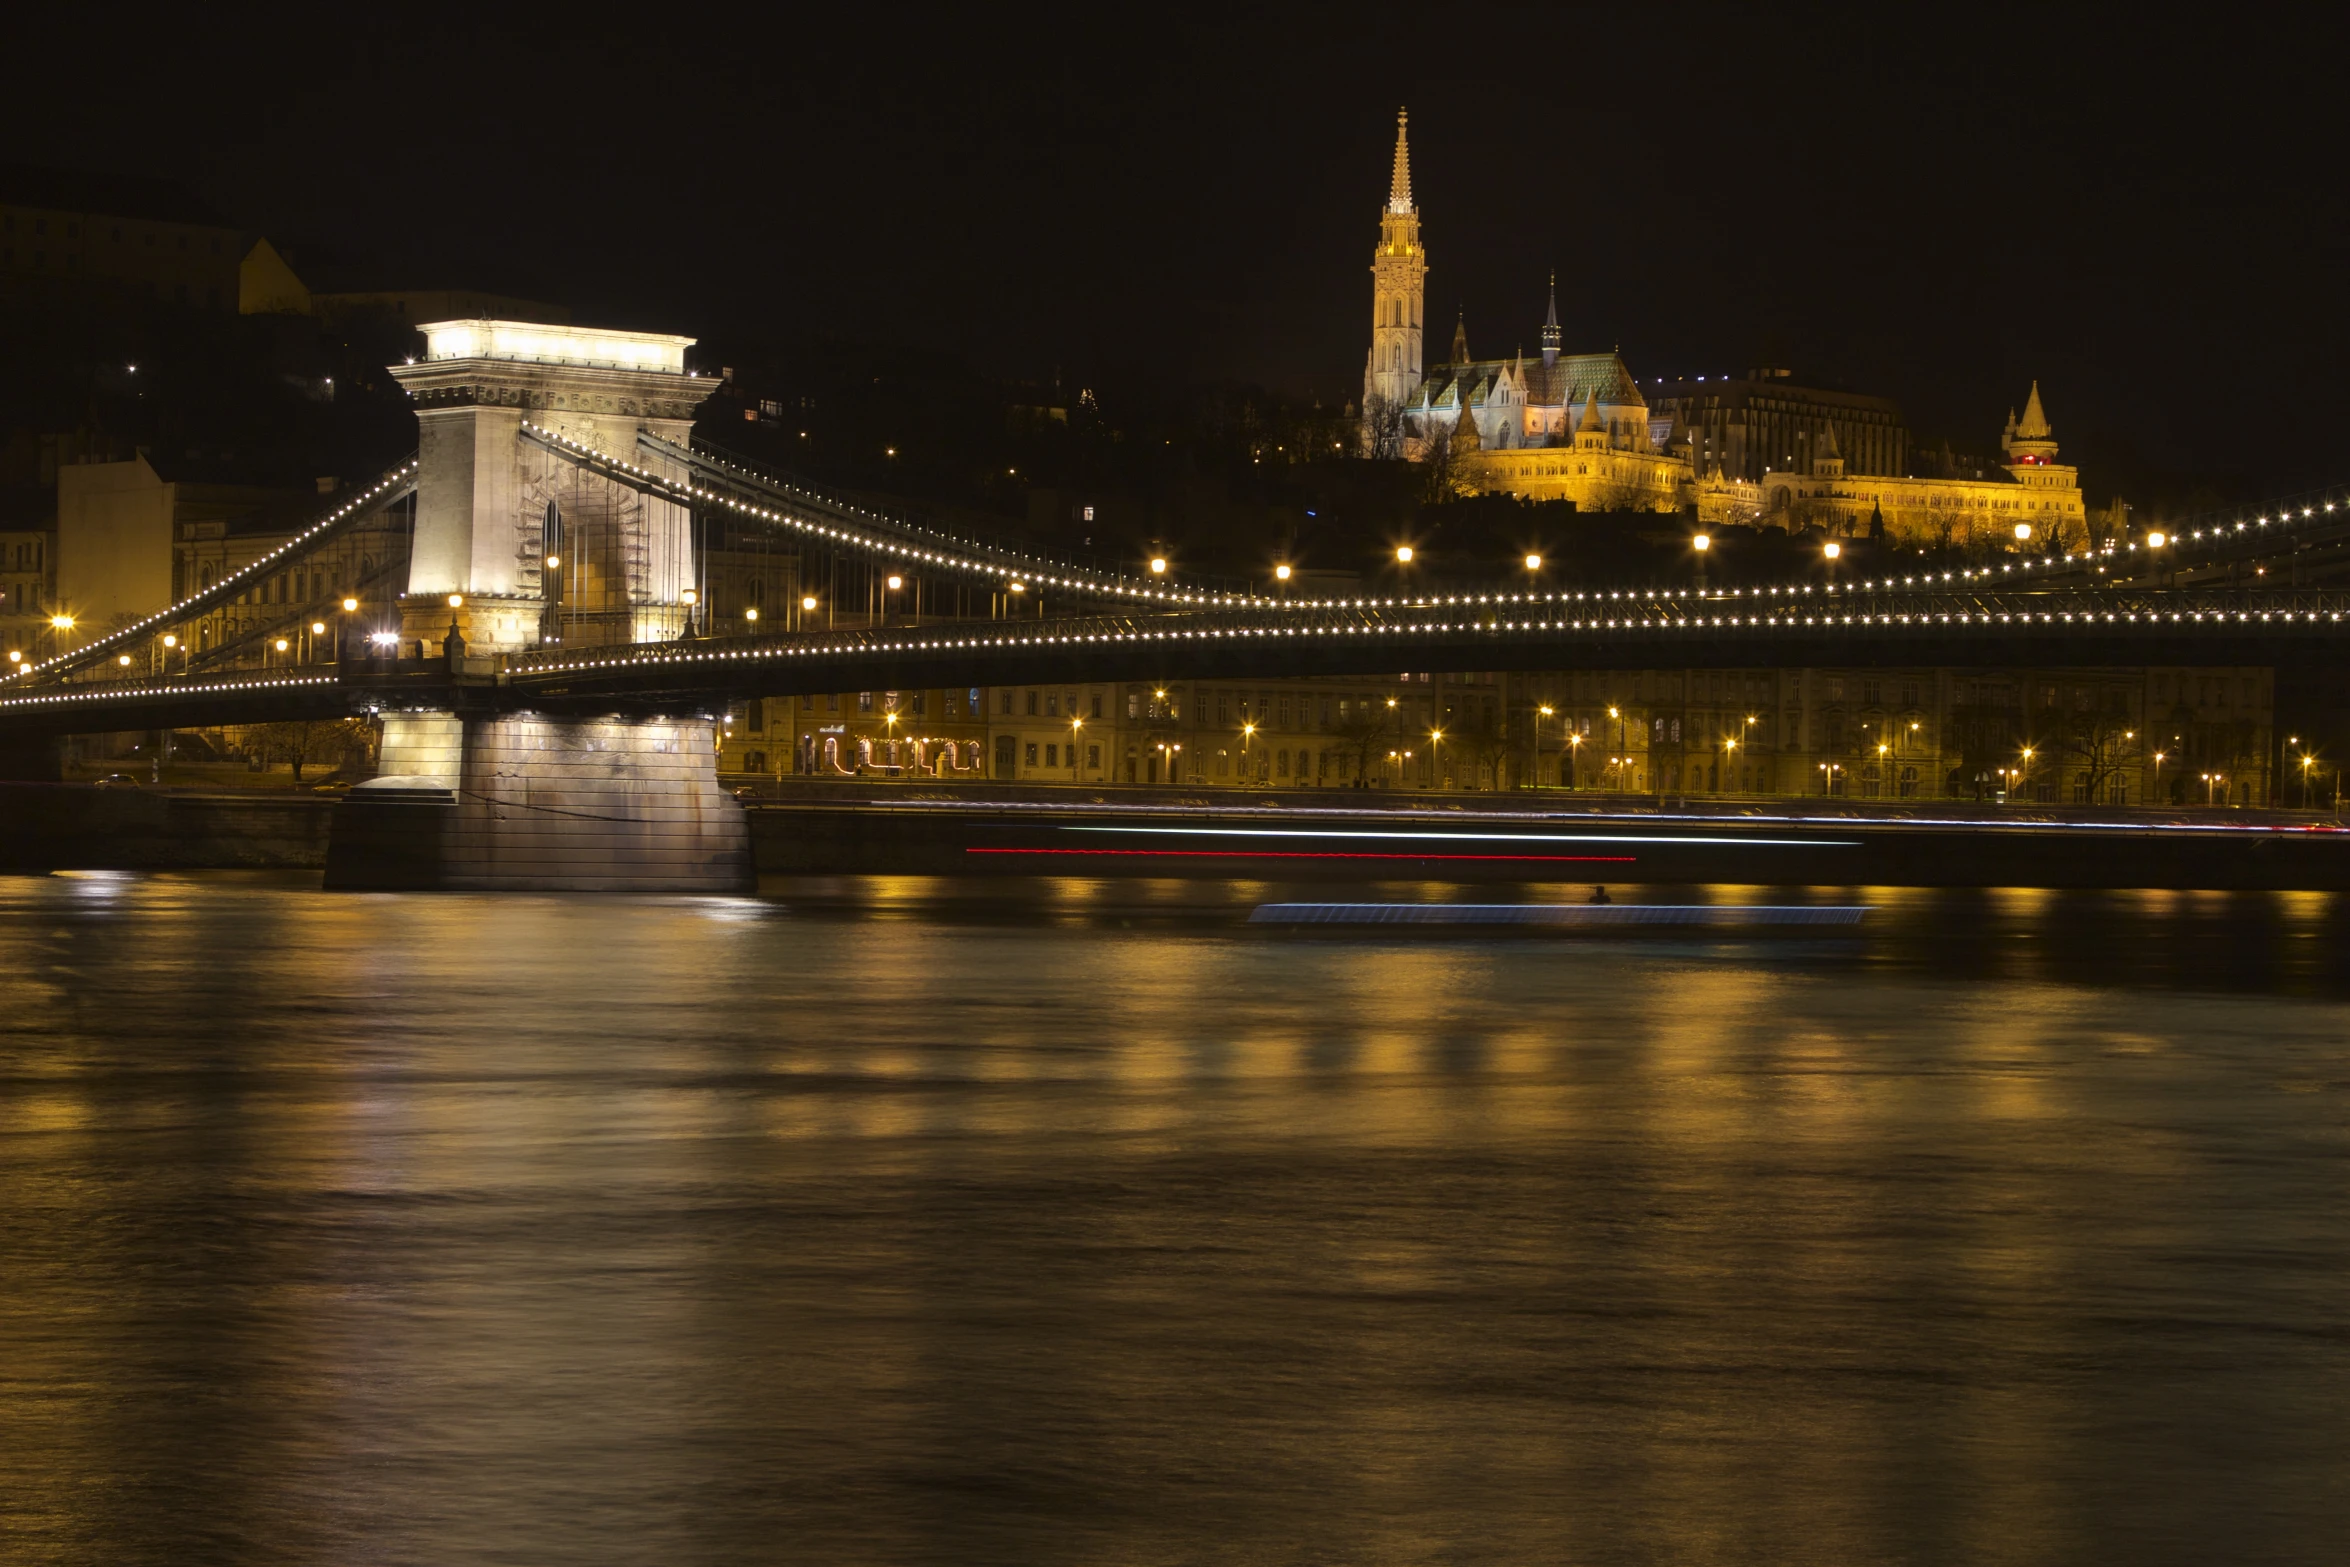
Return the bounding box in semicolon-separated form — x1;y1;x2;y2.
2062;699;2139;804
1361;393;1407;461
247;717;372;782
1333;704;1393;786
1450;704;1509;790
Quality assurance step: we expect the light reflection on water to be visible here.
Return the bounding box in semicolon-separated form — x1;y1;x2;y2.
3;871;2349;1566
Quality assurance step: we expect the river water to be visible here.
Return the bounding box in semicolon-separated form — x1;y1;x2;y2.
3;872;2348;1566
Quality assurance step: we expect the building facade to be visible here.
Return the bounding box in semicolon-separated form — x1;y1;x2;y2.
735;665;2273;808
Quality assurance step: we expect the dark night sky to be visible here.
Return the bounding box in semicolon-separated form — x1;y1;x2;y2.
11;9;2347;497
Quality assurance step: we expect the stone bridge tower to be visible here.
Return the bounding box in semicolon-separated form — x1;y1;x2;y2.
333;321;748;892
390;320;710;653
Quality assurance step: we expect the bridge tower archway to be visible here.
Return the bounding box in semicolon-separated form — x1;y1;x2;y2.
389;319;713;654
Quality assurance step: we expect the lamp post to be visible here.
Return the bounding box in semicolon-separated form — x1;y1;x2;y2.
1428;728;1445;790
2301;752;2317;810
2151;749;2165;806
1531;703;1553;789
1566;730;1583;789
2016;745;2036;803
1722;735;1739;795
1692;531;1711;592
1070;714;1085;782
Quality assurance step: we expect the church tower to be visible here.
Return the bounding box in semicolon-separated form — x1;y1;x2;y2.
1364;108;1427;420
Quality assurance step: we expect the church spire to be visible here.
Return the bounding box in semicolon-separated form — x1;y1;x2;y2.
1387;107;1413;213
1540;271;1561;366
1363;107;1428;440
1450;308;1469;366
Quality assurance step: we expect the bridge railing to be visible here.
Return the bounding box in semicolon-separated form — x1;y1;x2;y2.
17;457;419;687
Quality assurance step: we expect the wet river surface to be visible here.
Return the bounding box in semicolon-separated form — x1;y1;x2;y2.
3;872;2348;1565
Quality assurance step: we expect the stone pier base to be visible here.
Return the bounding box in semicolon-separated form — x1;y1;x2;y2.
325;711;752;892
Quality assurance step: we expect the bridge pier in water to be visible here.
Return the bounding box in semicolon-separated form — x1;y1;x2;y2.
325;710;751;892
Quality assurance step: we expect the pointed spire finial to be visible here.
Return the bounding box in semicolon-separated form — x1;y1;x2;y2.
1541;270;1561;362
1387;107;1414;213
2016;379;2052;438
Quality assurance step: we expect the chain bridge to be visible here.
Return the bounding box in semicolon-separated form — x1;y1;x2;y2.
4;318;2345;888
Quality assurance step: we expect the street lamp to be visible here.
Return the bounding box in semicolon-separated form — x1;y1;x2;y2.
2151;749;2166;803
1395;545;1414;565
1428;727;1445;788
1524;552;1543;573
744;605;759;623
1070;714;1085;780
1149;556;1168;575
1566;731;1583;789
341;596;359;612
1693;531;1711;591
2300;752;2318;810
2014;522;2033;542
1531;703;1553;788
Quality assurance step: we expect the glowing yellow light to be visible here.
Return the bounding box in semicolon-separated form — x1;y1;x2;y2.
1274;564;1292;581
681;588;698;606
1823;542;1841;560
447;594;463;608
1692;533;1711;552
273;638;289;651
161;635;177;649
2147;531;2167;548
1524;553;1543;571
4;651;18;662
2014;523;2033;541
1009;582;1025;593
542;556;559;570
1396;546;1414;564
801;595;818;611
1538;704;1554;716
1149;558;1167;574
117;654;131;665
310;621;326;635
50;614;74;631
744;606;759;621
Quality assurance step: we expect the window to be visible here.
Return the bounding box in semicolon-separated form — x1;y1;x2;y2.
859;691;874;712
1862;681;1880;706
1087;744;1100;768
1000;690;1014;715
1046;692;1059;717
1128;692;1140;718
969;688;982;712
911;691;925;716
1901;681;1919;708
1045;743;1058;767
1026;690;1038;716
1024;743;1037;766
1828;677;1844;700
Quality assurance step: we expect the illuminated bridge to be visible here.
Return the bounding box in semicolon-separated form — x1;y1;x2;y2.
4;316;2345;888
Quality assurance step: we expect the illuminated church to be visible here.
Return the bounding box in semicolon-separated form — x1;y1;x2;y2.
1361;110;2090;549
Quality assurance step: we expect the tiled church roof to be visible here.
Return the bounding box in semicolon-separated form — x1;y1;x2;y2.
1417;351;1642;411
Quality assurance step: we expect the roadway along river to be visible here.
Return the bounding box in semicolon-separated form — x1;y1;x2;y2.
4;872;2348;1565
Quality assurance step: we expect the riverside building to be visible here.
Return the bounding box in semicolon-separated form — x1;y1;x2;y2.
737;665;2273;807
